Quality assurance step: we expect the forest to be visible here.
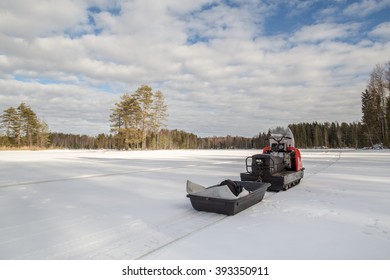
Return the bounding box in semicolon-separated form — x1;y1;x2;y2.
1;62;389;150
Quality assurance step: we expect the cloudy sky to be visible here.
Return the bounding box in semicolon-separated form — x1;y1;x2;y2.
1;0;390;137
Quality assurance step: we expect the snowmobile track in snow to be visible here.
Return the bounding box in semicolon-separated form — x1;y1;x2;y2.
14;208;228;259
133;210;228;260
0;161;233;189
83;209;228;260
304;151;341;179
0;167;177;189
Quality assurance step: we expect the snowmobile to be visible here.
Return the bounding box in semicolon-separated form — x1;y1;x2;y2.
240;127;304;191
186;127;304;215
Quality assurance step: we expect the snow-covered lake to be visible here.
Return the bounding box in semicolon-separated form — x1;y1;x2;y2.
0;149;389;260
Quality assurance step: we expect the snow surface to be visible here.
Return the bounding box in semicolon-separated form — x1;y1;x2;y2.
0;149;389;260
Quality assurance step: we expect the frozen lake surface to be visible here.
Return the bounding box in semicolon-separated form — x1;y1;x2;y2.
0;149;389;259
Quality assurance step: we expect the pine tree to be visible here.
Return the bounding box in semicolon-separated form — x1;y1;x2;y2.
150;90;168;149
1;107;21;147
18;103;39;147
110;93;141;149
134;85;153;150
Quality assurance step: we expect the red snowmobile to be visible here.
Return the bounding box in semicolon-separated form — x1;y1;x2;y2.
240;127;304;191
186;127;304;215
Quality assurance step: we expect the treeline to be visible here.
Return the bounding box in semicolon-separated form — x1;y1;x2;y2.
47;130;264;150
4;119;381;150
197;133;269;149
289;122;365;148
48;130;199;150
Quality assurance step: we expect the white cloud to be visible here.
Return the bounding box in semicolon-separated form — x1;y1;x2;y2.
343;0;390;17
1;0;390;137
291;22;361;43
0;79;116;134
0;0;88;38
369;22;390;39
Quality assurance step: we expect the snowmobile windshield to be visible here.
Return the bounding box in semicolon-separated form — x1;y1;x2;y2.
269;127;295;147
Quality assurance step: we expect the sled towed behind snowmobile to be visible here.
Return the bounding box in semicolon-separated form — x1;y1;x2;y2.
186;180;270;215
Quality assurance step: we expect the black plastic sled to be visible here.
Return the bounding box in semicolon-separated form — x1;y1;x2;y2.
186;180;270;215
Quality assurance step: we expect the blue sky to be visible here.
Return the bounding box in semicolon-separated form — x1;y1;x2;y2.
0;0;390;137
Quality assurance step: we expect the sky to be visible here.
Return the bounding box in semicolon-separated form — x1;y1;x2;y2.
1;0;390;137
